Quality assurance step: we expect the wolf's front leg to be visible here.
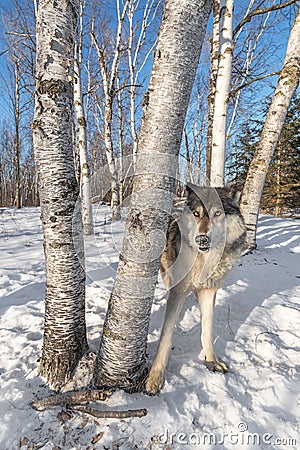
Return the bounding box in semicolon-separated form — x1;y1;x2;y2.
145;289;186;395
197;287;228;373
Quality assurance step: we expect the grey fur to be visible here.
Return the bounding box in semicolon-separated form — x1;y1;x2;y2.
145;182;246;395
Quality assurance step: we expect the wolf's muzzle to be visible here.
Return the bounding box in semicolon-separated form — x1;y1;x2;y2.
195;234;210;252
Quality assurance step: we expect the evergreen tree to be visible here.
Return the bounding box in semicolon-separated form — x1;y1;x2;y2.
262;96;300;215
230;95;299;216
227;120;257;186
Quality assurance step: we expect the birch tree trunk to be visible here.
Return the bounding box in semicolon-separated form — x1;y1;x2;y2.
183;127;193;184
74;2;93;236
91;0;131;220
90;33;122;220
116;74;124;206
94;0;213;390
210;0;234;187
206;0;220;183
14;57;22;209
127;0;139;160
32;0;88;390
74;56;93;235
240;7;300;250
275;145;282;217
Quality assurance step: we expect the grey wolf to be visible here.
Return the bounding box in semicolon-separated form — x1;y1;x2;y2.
145;182;246;395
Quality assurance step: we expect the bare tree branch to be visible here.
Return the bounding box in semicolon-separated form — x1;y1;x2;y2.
227;10;273;138
110;0;131;92
115;83;142;95
229;70;280;97
0;38;23;57
5;31;35;38
90;30;109;97
233;0;298;37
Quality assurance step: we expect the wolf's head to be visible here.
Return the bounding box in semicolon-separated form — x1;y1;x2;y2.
183;182;244;253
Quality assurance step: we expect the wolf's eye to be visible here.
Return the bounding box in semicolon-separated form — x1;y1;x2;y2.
215;210;222;217
193;211;200;217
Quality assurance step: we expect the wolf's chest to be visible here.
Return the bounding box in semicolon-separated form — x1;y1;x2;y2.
186;253;223;290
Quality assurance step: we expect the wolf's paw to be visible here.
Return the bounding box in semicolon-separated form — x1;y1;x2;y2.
145;369;165;395
204;358;228;373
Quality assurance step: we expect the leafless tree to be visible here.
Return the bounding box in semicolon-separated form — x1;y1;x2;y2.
74;0;93;235
90;1;132;220
32;0;88;390
240;6;300;249
210;0;234;187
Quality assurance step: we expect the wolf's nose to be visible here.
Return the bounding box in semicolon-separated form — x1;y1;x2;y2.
195;234;210;251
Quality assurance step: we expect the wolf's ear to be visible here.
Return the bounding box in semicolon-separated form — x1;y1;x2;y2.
186;182;198;198
232;189;242;206
225;183;243;206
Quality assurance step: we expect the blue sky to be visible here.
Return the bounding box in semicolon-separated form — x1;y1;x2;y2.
0;0;298;143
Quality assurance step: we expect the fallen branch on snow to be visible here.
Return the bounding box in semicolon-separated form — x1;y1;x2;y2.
72;405;148;419
32;389;111;411
32;389;148;419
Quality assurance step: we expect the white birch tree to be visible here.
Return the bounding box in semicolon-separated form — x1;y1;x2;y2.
32;0;88;390
116;73;125;206
90;0;131;220
94;0;213;390
226;0;298;142
240;7;300;250
207;0;298;186
206;0;220;183
210;0;234;187
74;1;93;235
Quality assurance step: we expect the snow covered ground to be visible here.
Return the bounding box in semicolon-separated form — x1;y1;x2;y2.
0;206;299;450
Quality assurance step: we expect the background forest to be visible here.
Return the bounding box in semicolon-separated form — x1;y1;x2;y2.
0;0;299;215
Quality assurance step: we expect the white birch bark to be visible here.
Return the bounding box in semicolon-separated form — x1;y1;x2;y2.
103;92;121;220
127;0;139;159
210;0;234;187
116;73;124;206
74;2;93;236
32;0;88;390
275;145;282;217
206;0;220;183
240;7;300;250
74;57;93;235
94;0;213;390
